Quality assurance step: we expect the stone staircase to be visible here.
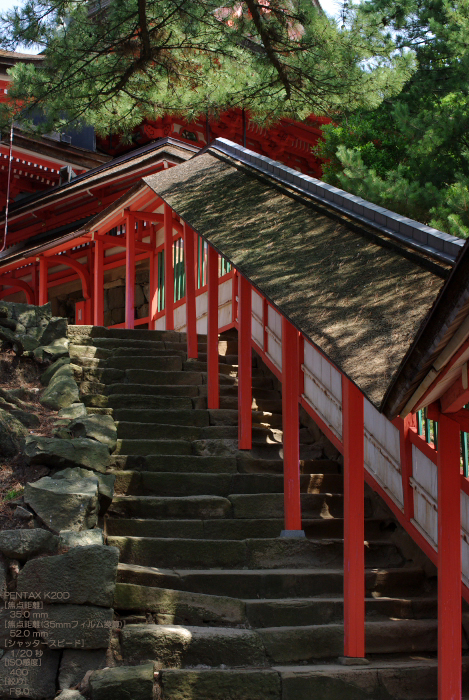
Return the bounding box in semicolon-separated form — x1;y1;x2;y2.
68;325;468;700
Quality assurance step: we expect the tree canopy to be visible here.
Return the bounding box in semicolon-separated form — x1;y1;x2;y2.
317;0;469;237
0;0;413;135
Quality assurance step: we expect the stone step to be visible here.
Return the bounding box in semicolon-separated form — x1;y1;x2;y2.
274;659;462;700
112;407;283;428
257;619;440;664
107;383;199;397
158;661;445;700
108;536;403;570
108;492;349;519
68;326;188;343
191;440;323;461
228;493;356;519
125;369;203;386
112;472;344;497
113;409;211;427
117;564;430;598
121;623;266;668
114;439;193;456
107;356;183;371
199;374;274;388
182;360;264;377
108;395;194;411
119;619;439;668
208;409;282;427
109;454;238;473
113;582;437;626
237;457;341;476
244;596;438;627
105;517;388;541
115;422;288;442
113;346;188;358
108;495;232;519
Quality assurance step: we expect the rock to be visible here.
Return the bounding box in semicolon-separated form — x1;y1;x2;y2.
134;284;146;308
40;364;79;410
54;467;115;514
0;306;7;318
0;529;58;560
17;545;119;607
40;356;71;386
0;399;40;428
35;605;114;649
34;336;69;363
59;528;104;551
39;316;68;346
14;505;33;521
107;285;125;310
89;663;154;700
57;691;86;700
2;300;52;335
0;408;28;458
59;649;107;690
0;648;60;700
68;414;117;452
0;317;16;331
25;436;110;473
58;403;87;419
0;559;7;595
0;387;36;407
24;474;99;533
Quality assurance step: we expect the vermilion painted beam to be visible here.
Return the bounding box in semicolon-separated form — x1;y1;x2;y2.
397;414;416;521
238;274;252;450
429;401;469;433
437;412;462;700
125;214;136;329
0;277;35;305
130;211;164;224
207;245;219;409
184;223;197;359
440;366;469;413
93;238;104;326
38;257;48;306
343;376;365;659
164;204;174;331
281;317;303;534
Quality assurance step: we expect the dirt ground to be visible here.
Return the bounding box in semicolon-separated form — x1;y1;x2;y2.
0;348;57;530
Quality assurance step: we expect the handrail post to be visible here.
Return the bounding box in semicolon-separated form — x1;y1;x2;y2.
207;244;219;409
437;412;461;700
149;225;157;331
238;274;252;449
184;222;198;358
343;375;366;659
38;256;48;306
125;213;135;329
93;237;104;326
281;317;304;537
164;203;174;331
398;414;416;522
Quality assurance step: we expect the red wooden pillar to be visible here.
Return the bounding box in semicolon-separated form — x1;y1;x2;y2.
30;262;39;306
238;274;252;450
343;376;365;659
38;257;48;306
125;213;135;329
149;226;157;331
164;203;174;331
437;412;462;700
281;317;303;536
398;414;416;522
94;237;104;326
207;244;219;409
184;222;197;358
84;298;93;325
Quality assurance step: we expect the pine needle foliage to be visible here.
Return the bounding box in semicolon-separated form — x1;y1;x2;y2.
317;0;469;237
0;0;413;135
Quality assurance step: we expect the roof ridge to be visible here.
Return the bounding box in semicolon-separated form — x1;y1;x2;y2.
209;138;464;265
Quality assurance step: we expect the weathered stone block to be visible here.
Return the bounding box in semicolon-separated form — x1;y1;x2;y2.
68;414;117;452
90;663;154;700
0;408;28;458
0;528;58;561
0;648;60;699
40;356;71;386
17;545;119;607
40;364;79;410
25;436;110;473
59;528;104;551
59;649;107;690
35;604;113;649
24;473;99;533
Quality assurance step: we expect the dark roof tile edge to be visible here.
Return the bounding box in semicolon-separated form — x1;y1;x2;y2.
211;138;463;264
